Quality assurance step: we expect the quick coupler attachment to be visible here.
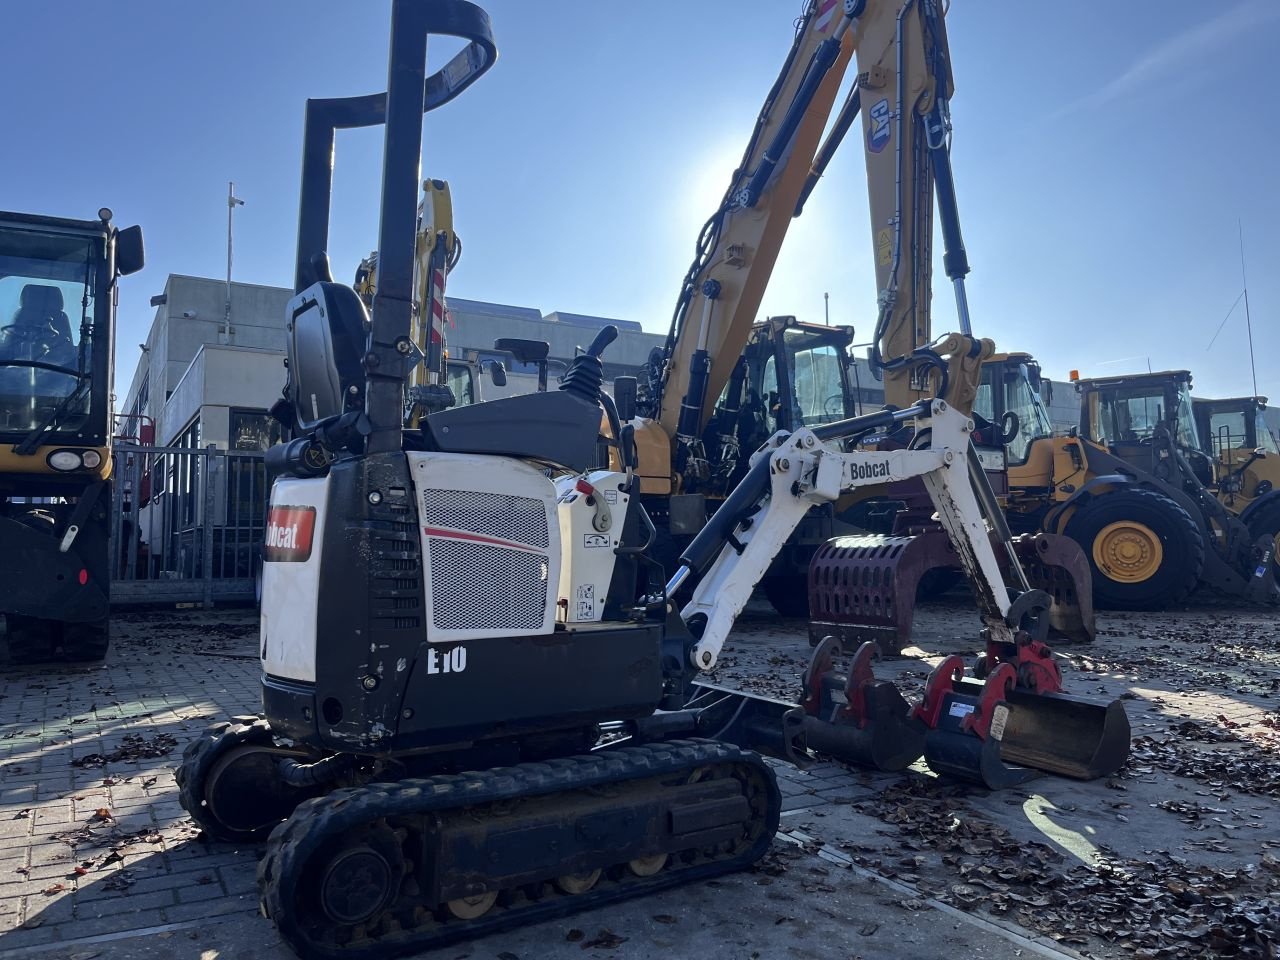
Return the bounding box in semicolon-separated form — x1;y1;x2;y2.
916;652;1131;788
799;638;926;772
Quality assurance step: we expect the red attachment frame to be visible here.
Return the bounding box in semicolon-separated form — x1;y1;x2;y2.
981;634;1062;694
912;654;967;730
959;663;1017;740
802;638;880;726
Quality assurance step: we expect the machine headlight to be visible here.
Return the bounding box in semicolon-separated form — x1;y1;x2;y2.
81;450;103;469
47;450;83;471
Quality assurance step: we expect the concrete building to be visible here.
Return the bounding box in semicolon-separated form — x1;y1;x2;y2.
121;274;291;449
120;275;669;447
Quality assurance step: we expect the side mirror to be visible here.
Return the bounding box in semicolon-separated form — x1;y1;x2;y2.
614;376;638;422
1254;447;1268;460
116;225;145;277
1041;379;1054;407
486;360;507;388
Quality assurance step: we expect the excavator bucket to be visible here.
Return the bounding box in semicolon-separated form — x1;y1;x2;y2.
808;531;1095;654
799;637;925;772
959;681;1131;781
915;654;1130;789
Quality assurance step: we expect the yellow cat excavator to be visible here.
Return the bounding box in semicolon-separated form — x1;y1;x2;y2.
622;0;1089;630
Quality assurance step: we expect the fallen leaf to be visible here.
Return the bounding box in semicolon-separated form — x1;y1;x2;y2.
565;929;584;942
43;883;65;895
581;930;627;950
652;914;678;924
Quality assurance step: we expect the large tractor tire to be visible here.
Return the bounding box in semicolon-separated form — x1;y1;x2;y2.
1245;499;1280;580
1064;488;1204;610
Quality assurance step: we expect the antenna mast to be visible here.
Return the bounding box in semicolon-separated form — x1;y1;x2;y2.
1239;220;1258;398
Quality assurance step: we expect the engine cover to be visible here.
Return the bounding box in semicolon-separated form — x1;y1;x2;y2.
409;452;560;642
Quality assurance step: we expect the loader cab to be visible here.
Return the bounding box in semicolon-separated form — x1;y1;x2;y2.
1193;395;1280;504
1077;371;1213;485
974;353;1054;466
0;211;143;494
750;317;855;433
1194;396;1279;459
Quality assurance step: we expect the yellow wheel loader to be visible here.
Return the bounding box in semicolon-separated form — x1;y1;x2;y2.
0;210;143;664
1193;393;1280;578
815;362;1278;625
1037;370;1277;607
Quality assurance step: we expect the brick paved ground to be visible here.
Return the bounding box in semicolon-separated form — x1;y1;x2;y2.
0;614;264;952
0;600;1276;959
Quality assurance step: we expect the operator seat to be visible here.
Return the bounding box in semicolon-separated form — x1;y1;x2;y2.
0;285;76;366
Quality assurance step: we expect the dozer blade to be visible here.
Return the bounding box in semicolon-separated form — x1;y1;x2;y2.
799;638;925;772
808;531;1098;654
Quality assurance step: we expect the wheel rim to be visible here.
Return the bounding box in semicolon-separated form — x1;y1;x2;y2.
446;891;497;919
1092;521;1163;583
319;846;394;925
555;869;601;895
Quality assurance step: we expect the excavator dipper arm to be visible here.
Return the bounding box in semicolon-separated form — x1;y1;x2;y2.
671;401;1022;670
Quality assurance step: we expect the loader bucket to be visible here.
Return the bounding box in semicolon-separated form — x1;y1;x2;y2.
924;678;1130;787
956;679;1132;781
808;531;1097;653
801;683;924;772
923;716;1039;790
800;638;925;772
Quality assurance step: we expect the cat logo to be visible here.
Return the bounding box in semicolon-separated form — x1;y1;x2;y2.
867;98;891;154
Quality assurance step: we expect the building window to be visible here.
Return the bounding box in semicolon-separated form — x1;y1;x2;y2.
229;408;282;451
170;416;202;527
135;373;149;417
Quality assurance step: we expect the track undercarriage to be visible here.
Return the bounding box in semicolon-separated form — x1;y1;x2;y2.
180;725;777;959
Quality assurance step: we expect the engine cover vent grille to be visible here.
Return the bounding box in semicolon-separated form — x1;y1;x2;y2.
422;489;548;548
428;538;548;632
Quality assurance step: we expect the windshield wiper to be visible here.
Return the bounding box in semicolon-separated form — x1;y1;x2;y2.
13;374;91;455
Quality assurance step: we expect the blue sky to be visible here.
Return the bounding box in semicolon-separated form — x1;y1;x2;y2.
2;1;1277;400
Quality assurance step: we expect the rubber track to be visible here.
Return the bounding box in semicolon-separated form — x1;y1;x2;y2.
176;717;277;842
259;739;779;960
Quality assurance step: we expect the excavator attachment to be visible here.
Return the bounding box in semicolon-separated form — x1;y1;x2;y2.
808;531;1095;654
914;638;1130;788
795;635;1130;788
800;637;925;772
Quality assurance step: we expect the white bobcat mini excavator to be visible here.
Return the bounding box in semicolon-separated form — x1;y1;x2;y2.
176;3;1128;957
